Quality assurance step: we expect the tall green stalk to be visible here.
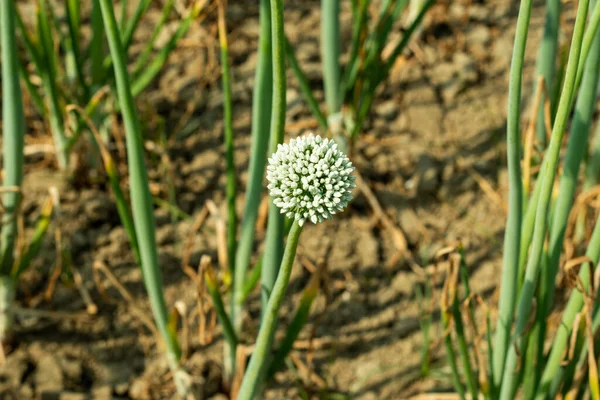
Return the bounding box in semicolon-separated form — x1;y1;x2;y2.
260;0;287;311
0;0;23;345
65;0;88;99
97;0;186;394
218;2;237;276
321;0;342;133
237;221;303;400
90;0;105;86
533;0;561;148
37;0;68;169
217;2;239;383
0;0;25;275
232;0;273;335
498;0;590;397
491;0;531;390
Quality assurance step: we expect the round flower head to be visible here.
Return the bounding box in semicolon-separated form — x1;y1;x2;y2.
266;133;355;226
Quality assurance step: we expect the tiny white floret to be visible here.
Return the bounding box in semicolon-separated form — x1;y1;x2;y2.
266;133;355;226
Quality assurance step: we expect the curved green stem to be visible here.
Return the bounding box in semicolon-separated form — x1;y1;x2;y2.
237;221;303;400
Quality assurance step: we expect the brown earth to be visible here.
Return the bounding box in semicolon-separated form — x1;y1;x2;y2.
0;0;568;399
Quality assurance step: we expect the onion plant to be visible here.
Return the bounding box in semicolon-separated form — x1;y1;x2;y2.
15;0;202;169
237;134;355;399
210;0;314;392
440;0;600;398
196;1;361;396
97;0;190;396
287;0;434;152
0;0;54;345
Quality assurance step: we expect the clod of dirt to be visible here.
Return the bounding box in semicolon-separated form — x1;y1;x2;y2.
415;156;441;195
208;394;229;400
129;378;149;399
57;355;83;383
156;225;177;246
114;382;129;396
492;34;514;72
0;349;29;388
449;3;468;21
428;52;479;104
469;4;493;22
35;353;64;394
467;25;492;59
82;191;118;224
398;208;423;246
375;99;399;121
91;385;112;399
58;392;88;400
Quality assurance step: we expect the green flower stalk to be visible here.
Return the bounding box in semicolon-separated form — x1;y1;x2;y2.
237;134;355;400
267;272;319;378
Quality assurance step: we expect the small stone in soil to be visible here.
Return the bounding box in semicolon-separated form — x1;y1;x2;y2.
91;385;112;399
416;156;440;195
56;392;88;400
114;382;129;396
375;99;399;121
129;378;149;400
35;354;64;393
398;208;422;246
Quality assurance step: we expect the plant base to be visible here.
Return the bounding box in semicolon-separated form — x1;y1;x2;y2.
0;276;16;347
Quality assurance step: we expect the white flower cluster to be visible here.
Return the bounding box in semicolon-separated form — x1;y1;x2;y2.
266;134;355;226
